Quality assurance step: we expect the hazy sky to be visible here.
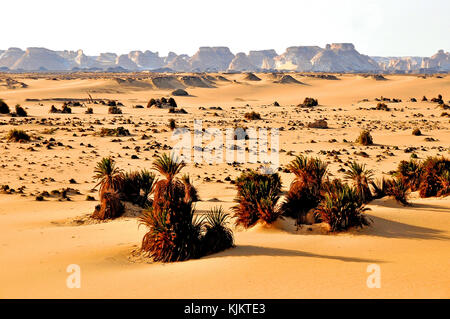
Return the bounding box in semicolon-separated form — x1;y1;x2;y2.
1;0;449;57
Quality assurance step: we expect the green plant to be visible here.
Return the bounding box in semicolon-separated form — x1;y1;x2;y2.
201;206;234;255
281;155;328;225
315;184;371;232
232;170;282;228
182;174;200;202
395;159;422;191
344;161;374;203
356;130;373;146
15;105;27;117
6;129;30;142
92;190;125;220
94;157;124;197
419;156;450;198
0;99;10;114
386;178;411;206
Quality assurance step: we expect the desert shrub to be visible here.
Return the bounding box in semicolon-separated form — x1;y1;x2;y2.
395;159;423;191
412;128;422;136
419;156;450;198
168;118;176;130
281;156;328;225
98;127;130;137
168;97;177;108
182;174;199;202
370;178;390;199
344;161;374;203
356;130;373;146
201;206;234;255
6;129;30;142
108;106;122;114
140;154;202;262
15;105;27;117
49;105;58;113
376;103;390;111
85;107;93;114
385;178;411;206
119;171;141;203
92;190;125;220
138;169;157;206
437;171;450;197
315;184;371;232
422;96;428;101
0;99;10;114
244;111;261;120
232;170;282;228
94;157;124;197
147;98;157;108
300;97;318;107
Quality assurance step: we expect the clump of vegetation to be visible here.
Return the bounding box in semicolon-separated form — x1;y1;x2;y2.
376;103;390;111
419;156;450;198
385;178;411;206
244;111;261;120
49;105;71;114
232;170;283;228
0;99;10;114
168;118;176;130
92;157;126;220
412;128;422;136
139;153;231;262
108;106;122;114
14;105;27;117
6;129;31;142
299;97;318;107
147;97;177;109
315;184;371;232
281;156;327;225
98;127;130;137
422;96;428;101
356;130;373;146
344;161;374;203
201;207;234;256
120;169;157;207
395;159;422;191
431;94;444;104
85;107;93;114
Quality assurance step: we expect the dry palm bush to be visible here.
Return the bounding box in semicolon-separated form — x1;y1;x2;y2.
355;130;373;146
395;159;423;191
201;206;234;256
6;129;30;142
385;178;411;206
370;178;391;199
419;156;450;198
92;190;125;220
232;170;282;228
94;157;124;197
315;184;371;232
182;174;200;202
138;169;157;207
140;153;203;262
119;171;141;203
244;112;261;120
437;171;450;197
344;161;374;203
108;106;122;114
15;105;27;117
281;155;328;225
0;99;10;114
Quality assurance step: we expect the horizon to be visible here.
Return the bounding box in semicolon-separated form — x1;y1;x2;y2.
1;0;449;57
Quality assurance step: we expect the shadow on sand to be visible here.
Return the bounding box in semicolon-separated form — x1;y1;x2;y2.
205;245;384;264
362;214;449;240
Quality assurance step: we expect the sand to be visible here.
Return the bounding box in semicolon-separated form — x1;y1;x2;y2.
0;72;449;298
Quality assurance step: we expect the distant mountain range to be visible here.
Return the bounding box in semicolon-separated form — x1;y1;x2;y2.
0;44;448;73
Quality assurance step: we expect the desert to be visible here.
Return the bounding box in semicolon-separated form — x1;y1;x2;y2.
0;70;449;298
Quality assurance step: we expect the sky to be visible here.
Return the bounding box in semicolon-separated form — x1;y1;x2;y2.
1;0;449;57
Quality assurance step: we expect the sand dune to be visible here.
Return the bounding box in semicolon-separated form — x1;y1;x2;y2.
0;72;449;298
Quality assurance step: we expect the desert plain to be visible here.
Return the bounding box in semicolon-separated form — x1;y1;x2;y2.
0;72;449;298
